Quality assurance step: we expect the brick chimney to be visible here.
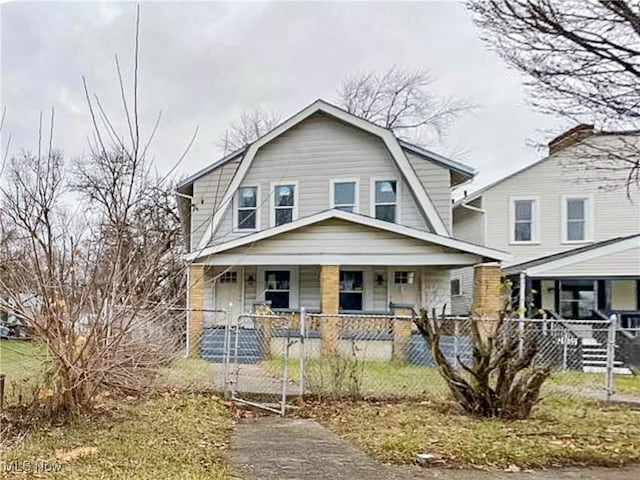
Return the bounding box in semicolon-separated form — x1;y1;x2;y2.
548;124;594;155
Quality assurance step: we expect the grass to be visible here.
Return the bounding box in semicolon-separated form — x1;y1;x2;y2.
300;396;640;469
549;371;640;397
262;357;448;398
155;357;218;392
1;394;235;479
0;339;49;405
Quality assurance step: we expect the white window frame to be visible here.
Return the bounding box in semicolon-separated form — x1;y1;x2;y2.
338;267;374;312
509;196;540;244
370;177;401;223
561;194;594;244
270;181;299;228
256;266;300;310
329;178;360;213
233;185;261;231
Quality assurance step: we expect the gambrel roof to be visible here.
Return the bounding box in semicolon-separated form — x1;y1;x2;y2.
186;99;474;251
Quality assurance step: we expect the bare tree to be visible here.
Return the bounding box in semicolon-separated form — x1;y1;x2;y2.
0;6;190;413
217;107;281;154
415;310;551;420
337;66;472;146
468;0;640;193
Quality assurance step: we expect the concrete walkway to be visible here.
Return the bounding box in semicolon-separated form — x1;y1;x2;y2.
226;417;639;480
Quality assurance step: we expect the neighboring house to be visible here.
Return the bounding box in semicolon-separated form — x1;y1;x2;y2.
177;99;509;350
451;125;640;329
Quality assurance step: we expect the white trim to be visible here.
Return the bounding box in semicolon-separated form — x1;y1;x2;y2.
270;181;299;228
370;177;401;224
198;253;483;266
524;236;640;277
509;196;540;244
186;209;511;262
233;185;261;232
329;178;360;213
256;266;299;309
560;194;594;244
196;99;449;251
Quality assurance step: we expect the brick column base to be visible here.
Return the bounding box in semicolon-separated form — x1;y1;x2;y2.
320;265;339;355
391;303;414;362
187;264;205;357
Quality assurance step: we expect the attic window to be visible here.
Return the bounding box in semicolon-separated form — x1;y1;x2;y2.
237;186;258;230
273;184;296;226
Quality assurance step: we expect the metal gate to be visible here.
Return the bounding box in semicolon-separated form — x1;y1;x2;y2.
223;312;305;415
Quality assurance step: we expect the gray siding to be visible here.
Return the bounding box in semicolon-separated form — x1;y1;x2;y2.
299;265;321;310
212;113;430;243
450;201;484;314
538;246;640;277
479;140;640;266
406;151;451;231
191;160;240;250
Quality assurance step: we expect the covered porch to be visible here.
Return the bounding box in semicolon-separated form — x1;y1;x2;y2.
185;210;509;356
504;234;640;328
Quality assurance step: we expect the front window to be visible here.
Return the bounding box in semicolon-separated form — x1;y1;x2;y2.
565;197;588;241
394;271;415;285
374;180;397;222
332;181;356;212
339;270;363;311
264;270;290;309
274;184;295;226
512;198;535;242
559;280;595;319
237;187;257;230
451;279;461;296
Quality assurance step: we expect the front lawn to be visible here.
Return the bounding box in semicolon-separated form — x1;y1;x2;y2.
0;339;49;406
262;357;447;399
549;371;640;397
300;396;640;469
2;394;234;479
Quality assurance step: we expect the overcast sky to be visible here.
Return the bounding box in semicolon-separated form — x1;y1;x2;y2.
1;1;567;191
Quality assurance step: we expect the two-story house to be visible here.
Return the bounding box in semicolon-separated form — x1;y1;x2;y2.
177;99;509;355
451;125;640;329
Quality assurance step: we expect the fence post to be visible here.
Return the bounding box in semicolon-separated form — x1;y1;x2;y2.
562;328;568;371
605;314;617;401
281;324;290;417
222;308;231;398
299;307;306;398
453;319;460;369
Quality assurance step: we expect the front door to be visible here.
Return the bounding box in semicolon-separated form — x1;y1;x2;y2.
390;269;420;307
215;268;243;326
559;280;596;319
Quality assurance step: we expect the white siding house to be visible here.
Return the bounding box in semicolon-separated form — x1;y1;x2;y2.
177;99;508;327
451;125;640;327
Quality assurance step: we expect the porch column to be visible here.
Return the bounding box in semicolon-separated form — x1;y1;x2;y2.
320;265;339;355
391;302;414;362
187;264;205;357
471;262;502;337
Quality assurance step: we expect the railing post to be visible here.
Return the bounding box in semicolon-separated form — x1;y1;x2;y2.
281;321;290;417
299;307;306;398
605;314;617;401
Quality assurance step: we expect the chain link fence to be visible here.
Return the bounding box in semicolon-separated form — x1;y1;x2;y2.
2;308;638;415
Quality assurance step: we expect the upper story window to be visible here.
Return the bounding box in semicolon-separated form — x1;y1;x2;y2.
331;179;358;212
272;183;297;227
236;186;258;230
374;180;397;223
510;197;538;243
563;195;592;243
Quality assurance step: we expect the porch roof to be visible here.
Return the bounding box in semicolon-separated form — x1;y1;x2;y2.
503;234;640;278
187;209;510;266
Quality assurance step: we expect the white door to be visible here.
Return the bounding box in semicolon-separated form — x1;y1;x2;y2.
390;269;420;307
215;269;243;326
